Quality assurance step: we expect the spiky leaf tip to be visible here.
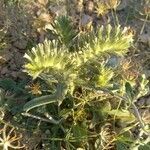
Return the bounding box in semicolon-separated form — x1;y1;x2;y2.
50;16;78;48
81;24;134;62
24;39;73;79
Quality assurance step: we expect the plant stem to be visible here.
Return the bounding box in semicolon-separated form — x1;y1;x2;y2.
140;14;148;35
22;112;61;124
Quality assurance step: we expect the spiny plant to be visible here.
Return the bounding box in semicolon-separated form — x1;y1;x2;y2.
24;23;133;111
78;24;133;65
49;16;78;50
24;39;74;79
23;16;150;149
24;39;76;111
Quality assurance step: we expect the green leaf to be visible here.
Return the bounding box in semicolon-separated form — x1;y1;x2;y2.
0;78;16;91
0;88;5;106
106;109;135;123
50;16;78;49
72;124;87;142
23;83;67;112
0;79;27;95
139;143;150;150
23;94;57;112
125;82;134;100
116;141;129;150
